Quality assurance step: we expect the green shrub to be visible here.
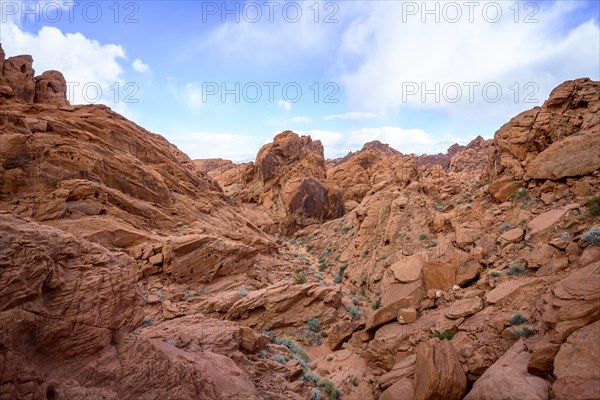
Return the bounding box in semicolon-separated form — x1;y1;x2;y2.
372;298;381;310
274;336;309;362
507;263;526;276
419;233;427;241
433;330;454;340
294;269;307;284
510;311;528;325
320;331;329;337
488;270;502;278
319;379;340;400
352;378;359;387
586;196;600;216
346;306;361;320
341;226;351;234
310;388;322;400
290;239;297;245
306;244;314;252
307;318;321;332
514;325;535;337
319;260;329;271
273;354;286;364
333;265;347;284
510;187;528;200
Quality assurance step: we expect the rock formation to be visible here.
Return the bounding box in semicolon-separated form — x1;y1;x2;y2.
2;47;600;400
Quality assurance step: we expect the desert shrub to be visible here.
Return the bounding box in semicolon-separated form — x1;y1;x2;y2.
510;187;528;200
586;196;600;216
320;331;329;337
432;330;454;340
302;329;322;346
307;318;321;332
319;379;340;400
290;239;297;245
274;337;309;362
346;306;361;320
497;223;512;231
352;378;359;387
341;226;351;234
510;311;529;325
580;227;600;246
488;270;502;278
372;298;381;310
273;354;286;364
310;389;322;400
319;260;329;271
333;264;347;284
294;269;307;284
514;325;535;337
303;372;321;385
419;232;427;241
507;263;526;276
306;244;314;252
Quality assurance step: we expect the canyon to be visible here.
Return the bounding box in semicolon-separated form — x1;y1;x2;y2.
1;45;599;399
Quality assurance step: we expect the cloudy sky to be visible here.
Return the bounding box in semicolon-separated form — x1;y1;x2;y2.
1;0;598;161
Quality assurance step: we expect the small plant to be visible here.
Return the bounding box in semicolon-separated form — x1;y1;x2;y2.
498;223;512;231
433;330;455;340
419;232;427;241
310;388;322;400
514;325;535;337
586;196;600;216
352;378;359;387
346;306;361;320
319;260;329;271
372;298;381;310
488;270;502;278
273;354;286;364
507;263;526;276
294;269;307;284
510;187;528;200
307;318;321;332
320;331;329;337
303;372;321;385
290;239;297;245
341;226;351;234
510;311;529;325
274;336;310;362
333;264;347;284
580;227;600;247
306;244;314;252
319;379;340;400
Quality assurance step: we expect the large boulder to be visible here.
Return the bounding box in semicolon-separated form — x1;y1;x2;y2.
465;341;550;400
414;339;467;400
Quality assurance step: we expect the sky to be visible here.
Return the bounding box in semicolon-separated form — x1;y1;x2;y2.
1;0;599;161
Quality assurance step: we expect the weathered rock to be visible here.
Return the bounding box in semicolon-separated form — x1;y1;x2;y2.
465;341;550;400
488;178;522;202
498;228;524;246
397;308;418;324
390;254;422;283
486;278;540;304
445;296;483;319
414;339;467;400
34;70;70;106
553;320;600;400
526;208;569;240
328;320;365;351
379;355;416;389
380;379;415;400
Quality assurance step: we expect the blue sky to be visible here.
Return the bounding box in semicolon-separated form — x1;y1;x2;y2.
2;0;599;161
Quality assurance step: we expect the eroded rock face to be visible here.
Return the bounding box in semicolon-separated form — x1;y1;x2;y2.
414;339;467;400
487;78;600;182
234;131;343;232
465;341;550;400
0;45;70;106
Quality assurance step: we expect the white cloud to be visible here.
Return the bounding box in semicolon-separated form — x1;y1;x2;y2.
297;126;458;158
132;58;149;73
338;1;600;118
290;116;312;123
183;82;204;110
276;100;292;111
2;21;127;105
323;111;377;120
166;131;262;161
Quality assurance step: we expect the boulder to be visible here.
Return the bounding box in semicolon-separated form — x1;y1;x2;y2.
414;339;467;400
445;296;483;319
465;341;550;400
